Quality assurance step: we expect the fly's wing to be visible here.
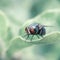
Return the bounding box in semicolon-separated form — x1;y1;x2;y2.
38;24;44;29
38;24;54;30
39;27;46;36
43;25;55;27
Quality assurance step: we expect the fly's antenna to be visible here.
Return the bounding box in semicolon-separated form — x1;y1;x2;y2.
43;25;55;27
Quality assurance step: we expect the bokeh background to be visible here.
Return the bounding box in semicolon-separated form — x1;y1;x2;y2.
1;0;60;23
0;0;60;60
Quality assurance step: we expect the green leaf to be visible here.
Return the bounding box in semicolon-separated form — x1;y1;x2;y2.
5;27;13;45
0;10;8;60
0;10;8;39
11;32;60;60
6;32;60;59
0;39;6;60
6;37;33;59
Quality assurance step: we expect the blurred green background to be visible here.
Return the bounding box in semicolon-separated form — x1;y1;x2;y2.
0;0;60;60
1;0;60;23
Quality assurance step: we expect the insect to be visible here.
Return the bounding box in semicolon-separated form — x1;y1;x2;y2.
25;23;53;40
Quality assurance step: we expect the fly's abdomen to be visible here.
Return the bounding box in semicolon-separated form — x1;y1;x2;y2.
39;27;46;36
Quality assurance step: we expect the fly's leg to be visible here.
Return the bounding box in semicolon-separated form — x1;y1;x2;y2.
24;34;27;37
36;35;40;38
41;35;44;38
26;34;29;40
30;35;34;42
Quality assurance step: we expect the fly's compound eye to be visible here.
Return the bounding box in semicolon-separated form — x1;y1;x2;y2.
25;27;30;34
30;28;35;34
